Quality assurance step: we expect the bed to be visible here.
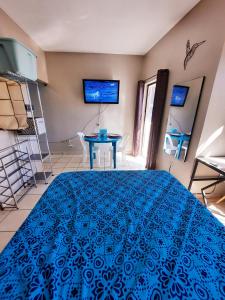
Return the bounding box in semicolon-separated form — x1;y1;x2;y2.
0;170;224;299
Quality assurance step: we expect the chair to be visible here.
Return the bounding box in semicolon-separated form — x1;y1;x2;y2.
109;134;129;165
164;134;177;156
182;141;189;158
77;132;100;165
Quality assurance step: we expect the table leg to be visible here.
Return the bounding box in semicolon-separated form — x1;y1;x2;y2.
89;142;94;169
112;142;116;169
201;178;225;207
188;159;199;190
177;139;184;159
217;195;225;204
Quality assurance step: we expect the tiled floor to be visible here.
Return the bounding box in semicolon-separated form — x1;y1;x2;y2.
0;154;224;252
50;153;146;174
196;195;225;226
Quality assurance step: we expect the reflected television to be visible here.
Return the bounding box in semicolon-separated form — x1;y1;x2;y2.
171;85;189;107
83;79;120;104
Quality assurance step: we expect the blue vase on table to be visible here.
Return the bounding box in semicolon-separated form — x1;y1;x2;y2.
99;128;107;140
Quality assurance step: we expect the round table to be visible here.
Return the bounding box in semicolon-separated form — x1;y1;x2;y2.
84;136;122;169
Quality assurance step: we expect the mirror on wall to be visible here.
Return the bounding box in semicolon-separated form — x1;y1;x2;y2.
164;76;205;161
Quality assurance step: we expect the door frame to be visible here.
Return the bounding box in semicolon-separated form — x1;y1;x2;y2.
140;78;157;157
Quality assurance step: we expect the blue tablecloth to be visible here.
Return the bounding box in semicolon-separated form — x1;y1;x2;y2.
0;170;224;299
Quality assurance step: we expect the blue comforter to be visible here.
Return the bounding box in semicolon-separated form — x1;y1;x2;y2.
0;170;224;299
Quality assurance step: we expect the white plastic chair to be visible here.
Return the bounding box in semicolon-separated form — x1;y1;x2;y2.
182;141;189;158
77;132;101;165
163;134;177;156
109;134;129;164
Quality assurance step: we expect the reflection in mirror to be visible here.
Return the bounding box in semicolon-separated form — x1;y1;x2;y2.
164;76;205;161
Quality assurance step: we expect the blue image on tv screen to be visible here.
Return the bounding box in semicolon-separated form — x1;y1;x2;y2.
83;80;119;103
171;85;189;106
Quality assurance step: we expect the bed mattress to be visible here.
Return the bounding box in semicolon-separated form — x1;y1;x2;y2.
0;170;224;299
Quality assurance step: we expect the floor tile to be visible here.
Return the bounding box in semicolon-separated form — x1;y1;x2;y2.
79;162;104;168
78;162;88;167
51;155;62;159
27;184;49;195
0;210;31;232
114;166;130;170
18;194;40;210
52;168;65;175
43;162;53;167
0;210;11;223
65;162;80;168
43;166;52;171
75;167;90;172
70;157;82;163
50;158;59;163
63;168;77;172
53;162;67;168
58;157;72;163
0;232;15;253
51;156;59;162
14;186;33;197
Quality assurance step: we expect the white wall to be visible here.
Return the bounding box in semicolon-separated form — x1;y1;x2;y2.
197;41;225;157
193;40;225;195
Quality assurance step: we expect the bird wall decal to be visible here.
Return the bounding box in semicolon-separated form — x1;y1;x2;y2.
184;39;206;70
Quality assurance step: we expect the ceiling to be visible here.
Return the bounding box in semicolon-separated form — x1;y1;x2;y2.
0;0;200;55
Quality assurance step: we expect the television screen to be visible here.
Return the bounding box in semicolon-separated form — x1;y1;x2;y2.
83;79;120;104
171;85;189;107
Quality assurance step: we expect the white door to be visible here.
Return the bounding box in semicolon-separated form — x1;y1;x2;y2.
142;82;156;158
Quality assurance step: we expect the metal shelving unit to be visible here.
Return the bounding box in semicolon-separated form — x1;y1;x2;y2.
0;140;36;210
0;72;53;184
17;81;53;183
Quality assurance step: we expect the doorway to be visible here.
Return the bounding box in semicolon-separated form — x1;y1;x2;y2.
141;81;156;159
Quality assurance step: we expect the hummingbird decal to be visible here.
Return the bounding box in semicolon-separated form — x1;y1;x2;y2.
184;39;206;70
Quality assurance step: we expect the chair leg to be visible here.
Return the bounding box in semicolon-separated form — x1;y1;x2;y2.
109;150;113;167
83;150;87;163
97;150;101;166
201;179;225;207
93;149;101;166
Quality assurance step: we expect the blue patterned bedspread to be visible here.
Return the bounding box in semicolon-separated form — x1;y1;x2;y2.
0;170;225;299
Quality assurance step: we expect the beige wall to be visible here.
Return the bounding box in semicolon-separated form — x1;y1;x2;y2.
0;8;48;83
41;52;143;153
141;0;225;186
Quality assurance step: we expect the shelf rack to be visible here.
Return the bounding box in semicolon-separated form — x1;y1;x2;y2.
17;81;53;183
0;72;53;183
0;140;37;210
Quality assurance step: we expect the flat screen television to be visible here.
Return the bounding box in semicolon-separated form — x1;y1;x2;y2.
170;85;189;107
83;79;120;104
